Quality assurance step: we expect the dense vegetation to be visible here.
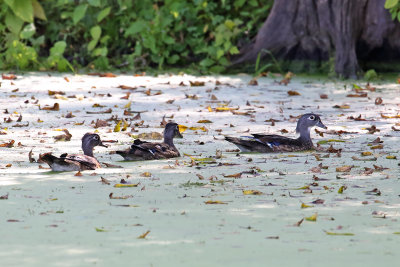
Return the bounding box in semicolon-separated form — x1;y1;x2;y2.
0;0;273;72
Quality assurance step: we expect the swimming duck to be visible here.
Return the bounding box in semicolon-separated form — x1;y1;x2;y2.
39;133;108;171
116;122;182;160
225;113;327;153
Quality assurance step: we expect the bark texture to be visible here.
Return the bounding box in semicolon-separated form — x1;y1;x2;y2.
234;0;399;78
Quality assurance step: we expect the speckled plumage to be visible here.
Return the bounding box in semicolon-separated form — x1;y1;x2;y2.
39;133;108;171
116;122;182;161
225;113;327;153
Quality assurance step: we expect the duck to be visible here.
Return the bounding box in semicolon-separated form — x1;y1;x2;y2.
39;133;108;171
116;122;182;160
225;113;327;153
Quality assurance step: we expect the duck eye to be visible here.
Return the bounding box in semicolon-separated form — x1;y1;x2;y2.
308;115;315;120
94;135;99;140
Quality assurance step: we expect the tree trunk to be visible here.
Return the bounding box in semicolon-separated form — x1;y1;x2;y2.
234;0;399;78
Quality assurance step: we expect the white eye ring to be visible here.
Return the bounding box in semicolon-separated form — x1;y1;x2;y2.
94;135;99;140
308;115;315;120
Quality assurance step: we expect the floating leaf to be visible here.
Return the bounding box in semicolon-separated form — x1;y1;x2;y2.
305;213;317;222
336;166;352;172
197;119;213;123
338;185;347;194
325;231;354;236
95;227;108;232
189;81;205;86
109;193;133;199
386;155;397;159
317;139;345;145
301;203;313;209
140;172;151;177
40;103;60;111
137;230;150;239
124;101;132;109
223;173;242;178
361;151;372;156
114;120;122;132
204;200;228;204
287;90;300;96
114;183;139;188
243;190;263;195
0;140;15;148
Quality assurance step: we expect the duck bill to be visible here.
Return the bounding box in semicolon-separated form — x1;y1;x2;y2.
317;121;327;129
175;130;183;139
99;142;108;148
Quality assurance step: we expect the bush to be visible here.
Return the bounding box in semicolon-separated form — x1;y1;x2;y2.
0;0;273;72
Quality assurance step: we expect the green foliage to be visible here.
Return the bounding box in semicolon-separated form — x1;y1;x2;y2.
385;0;400;21
364;69;379;81
0;0;273;72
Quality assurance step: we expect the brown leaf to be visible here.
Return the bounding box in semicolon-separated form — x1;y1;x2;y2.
137;230;150;239
375;97;383;105
294;218;304;227
333;104;350;109
0;140;15;148
109;193;133;199
100;177;111;185
2;74;17;80
29;149;36;163
94;119;110;128
48;90;65;96
54;129;72;141
288;90;301;96
204;200;228;204
118;85;138;90
40;103;60;111
320;94;328;99
336;165;353;172
346;93;368;97
223;172;242;178
0;193;9;199
189;81;205;87
74;171;83;176
248;78;258;86
366;125;380;134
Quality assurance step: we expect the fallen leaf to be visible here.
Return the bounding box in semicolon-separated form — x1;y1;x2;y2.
243;190;263;195
140;172;152;177
28;149;36;163
0;193;9;199
95;227;108;232
288;90;300;96
114;183;139;188
189;81;205;86
375;97;383;105
333;104;350;109
294;218;304;227
109;193;133;199
248;78;258;86
2;74;17;80
204;200;228;204
336;166;352;172
100;177;111;185
0;140;15;148
74;171;82;176
40;103;60;111
361;151;372;156
325;231;354;236
338;185;347;194
197;120;213;123
301;203;313;209
137;230;150;239
305;213;317;222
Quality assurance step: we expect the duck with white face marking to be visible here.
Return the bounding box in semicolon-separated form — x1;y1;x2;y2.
116;122;183;161
224;113;327;153
39;133;109;171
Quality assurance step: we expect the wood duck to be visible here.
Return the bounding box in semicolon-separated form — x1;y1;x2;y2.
225;113;327;153
39;133;108;171
116;122;182;160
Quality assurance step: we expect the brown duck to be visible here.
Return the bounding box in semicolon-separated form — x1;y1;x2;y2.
116;122;182;160
39;133;108;171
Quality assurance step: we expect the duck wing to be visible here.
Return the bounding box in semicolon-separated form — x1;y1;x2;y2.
60;153;101;170
251;134;305;152
225;136;273;153
131;141;179;159
39;152;99;171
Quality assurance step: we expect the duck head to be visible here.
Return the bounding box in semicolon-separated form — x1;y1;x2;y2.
82;133;107;157
164;122;183;143
295;113;327;134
